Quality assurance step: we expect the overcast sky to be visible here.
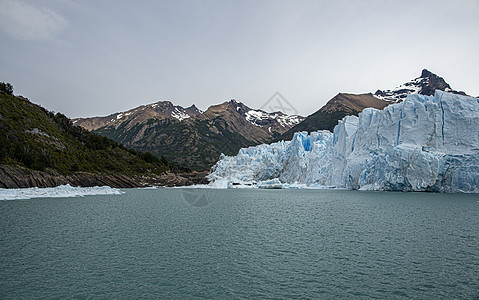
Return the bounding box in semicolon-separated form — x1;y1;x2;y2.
1;0;478;118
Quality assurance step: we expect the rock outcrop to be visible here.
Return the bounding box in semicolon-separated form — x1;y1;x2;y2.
0;165;208;189
0;165;143;189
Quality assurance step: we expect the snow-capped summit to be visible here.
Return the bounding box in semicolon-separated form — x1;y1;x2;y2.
198;99;305;144
225;99;303;128
245;110;303;128
374;69;466;102
73;101;202;131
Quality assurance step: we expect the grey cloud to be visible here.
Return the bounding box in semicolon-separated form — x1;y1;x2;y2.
0;0;67;41
0;0;478;118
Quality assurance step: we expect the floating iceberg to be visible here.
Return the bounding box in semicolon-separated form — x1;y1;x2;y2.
209;91;479;193
0;184;124;200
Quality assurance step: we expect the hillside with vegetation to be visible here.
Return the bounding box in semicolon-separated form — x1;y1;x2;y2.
0;82;194;188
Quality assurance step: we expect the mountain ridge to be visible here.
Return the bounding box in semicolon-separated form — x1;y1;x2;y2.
69;69;467;171
73;100;203;131
76;98;304;170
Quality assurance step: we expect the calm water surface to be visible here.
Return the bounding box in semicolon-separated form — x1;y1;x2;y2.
1;189;478;299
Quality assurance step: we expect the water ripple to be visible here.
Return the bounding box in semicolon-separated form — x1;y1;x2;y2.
0;189;478;299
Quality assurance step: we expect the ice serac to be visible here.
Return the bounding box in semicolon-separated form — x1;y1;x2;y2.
209;91;479;193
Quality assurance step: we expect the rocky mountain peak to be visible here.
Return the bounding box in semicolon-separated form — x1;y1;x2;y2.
418;68;452;95
203;99;304;129
420;68;433;78
227;99;248;111
184;105;203;116
374;69;465;102
73;100;201;131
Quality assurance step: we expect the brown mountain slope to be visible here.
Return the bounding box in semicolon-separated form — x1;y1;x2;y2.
275;93;389;141
321;93;389;113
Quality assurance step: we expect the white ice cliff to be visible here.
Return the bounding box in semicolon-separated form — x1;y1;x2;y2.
209;91;479;192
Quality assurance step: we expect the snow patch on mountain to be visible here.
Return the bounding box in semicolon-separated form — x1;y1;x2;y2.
171;107;191;121
374;69;460;103
245;110;269;127
375;77;425;102
245;109;303;128
209;91;479;193
104;101;201;125
276;115;303;127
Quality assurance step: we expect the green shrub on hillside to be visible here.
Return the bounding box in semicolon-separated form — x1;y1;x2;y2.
0;84;179;175
0;82;13;95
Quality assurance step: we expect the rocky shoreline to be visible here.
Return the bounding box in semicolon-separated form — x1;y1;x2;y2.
0;165;209;189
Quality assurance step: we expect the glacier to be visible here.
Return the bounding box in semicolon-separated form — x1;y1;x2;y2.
0;184;124;201
209;91;479;193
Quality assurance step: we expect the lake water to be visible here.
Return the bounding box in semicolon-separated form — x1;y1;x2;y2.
1;188;478;299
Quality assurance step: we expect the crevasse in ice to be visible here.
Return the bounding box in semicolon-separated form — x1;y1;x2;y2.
209;91;479;193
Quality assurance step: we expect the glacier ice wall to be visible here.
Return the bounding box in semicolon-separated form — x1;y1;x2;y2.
209;91;479;193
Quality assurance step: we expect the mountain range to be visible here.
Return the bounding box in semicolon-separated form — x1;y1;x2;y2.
74;69;465;171
74;99;304;170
